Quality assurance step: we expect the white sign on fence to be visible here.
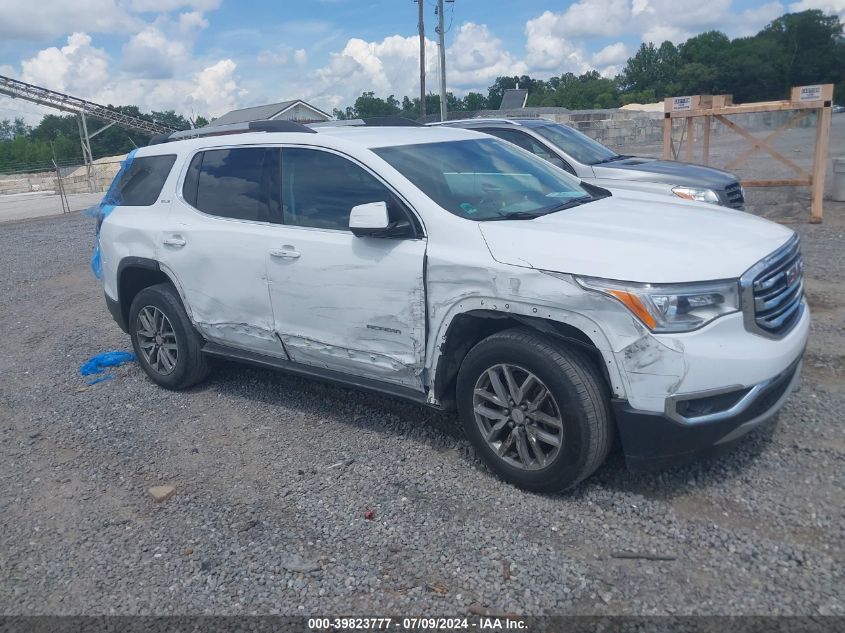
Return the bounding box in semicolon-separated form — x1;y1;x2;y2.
672;96;693;111
798;85;823;102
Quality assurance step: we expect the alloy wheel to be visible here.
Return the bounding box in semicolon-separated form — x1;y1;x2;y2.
472;363;564;470
136;306;179;376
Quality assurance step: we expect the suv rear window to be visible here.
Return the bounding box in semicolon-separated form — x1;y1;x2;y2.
183;148;280;223
112;154;176;206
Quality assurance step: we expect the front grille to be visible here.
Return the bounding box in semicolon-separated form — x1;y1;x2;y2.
724;182;745;208
743;236;804;337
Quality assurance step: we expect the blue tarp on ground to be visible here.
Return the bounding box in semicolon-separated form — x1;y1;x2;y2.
79;351;136;385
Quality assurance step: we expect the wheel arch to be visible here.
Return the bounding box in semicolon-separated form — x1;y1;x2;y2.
431;309;622;409
116;257;185;331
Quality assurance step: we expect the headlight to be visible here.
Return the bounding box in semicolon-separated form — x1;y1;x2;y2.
672;186;720;205
575;276;740;333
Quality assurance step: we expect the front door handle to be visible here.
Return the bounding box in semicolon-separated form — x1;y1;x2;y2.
163;236;186;248
270;247;300;260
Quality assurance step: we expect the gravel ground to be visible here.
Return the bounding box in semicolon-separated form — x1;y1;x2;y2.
0;125;843;617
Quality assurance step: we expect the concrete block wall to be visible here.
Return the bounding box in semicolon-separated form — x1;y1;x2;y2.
0;157;124;196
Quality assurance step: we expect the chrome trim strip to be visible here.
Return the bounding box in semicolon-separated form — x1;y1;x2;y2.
740;234;803;339
715;361;802;445
665;355;801;426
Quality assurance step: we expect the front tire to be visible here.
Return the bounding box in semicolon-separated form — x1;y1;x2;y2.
129;283;210;390
456;328;613;493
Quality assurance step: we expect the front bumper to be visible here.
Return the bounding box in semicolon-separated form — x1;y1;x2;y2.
614;353;803;470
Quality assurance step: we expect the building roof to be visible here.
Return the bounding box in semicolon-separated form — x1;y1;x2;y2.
499;89;528;110
208;100;331;126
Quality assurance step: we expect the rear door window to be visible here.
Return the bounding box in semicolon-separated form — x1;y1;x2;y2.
185;147;281;223
112;154;176;206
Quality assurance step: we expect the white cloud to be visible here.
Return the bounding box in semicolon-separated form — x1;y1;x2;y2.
448;23;527;86
732;3;785;35
257;46;309;67
0;0;138;39
526;0;776;52
591;42;630;66
524;12;589;72
179;11;209;32
190;59;243;116
15;31;243;118
310;34;439;110
122;26;190;78
789;0;845;18
21;33;111;95
129;0;220;12
533;1;631;39
305;22;529;111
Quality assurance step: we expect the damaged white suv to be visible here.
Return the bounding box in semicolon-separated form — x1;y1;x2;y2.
95;119;808;492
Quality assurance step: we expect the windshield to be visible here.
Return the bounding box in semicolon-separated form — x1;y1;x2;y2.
374;138;593;221
532;123;618;165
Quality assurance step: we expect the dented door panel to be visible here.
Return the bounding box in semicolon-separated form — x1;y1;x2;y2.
268;228;427;390
160;198;287;356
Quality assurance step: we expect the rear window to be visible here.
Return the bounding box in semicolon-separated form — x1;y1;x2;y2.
183;148;279;223
111;154;176;206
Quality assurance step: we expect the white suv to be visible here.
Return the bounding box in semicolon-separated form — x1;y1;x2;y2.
94;119;808;492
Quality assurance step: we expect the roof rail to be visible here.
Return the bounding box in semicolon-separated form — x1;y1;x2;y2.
308;116;423;129
148;119;316;145
362;116;423;127
429;117;523;127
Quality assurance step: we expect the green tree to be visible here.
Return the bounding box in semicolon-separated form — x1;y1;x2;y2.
462;92;488;111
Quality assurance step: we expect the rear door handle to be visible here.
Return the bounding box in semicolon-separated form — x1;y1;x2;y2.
163;236;186;248
270;247;300;260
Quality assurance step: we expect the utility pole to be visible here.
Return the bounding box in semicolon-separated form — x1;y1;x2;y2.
415;0;426;118
436;0;448;121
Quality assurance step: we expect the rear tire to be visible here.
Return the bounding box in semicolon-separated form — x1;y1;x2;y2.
129;283;210;390
456;328;613;492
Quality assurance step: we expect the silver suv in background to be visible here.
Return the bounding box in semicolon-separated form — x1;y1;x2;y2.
434;118;746;209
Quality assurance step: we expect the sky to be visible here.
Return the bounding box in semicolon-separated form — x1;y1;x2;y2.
0;0;843;124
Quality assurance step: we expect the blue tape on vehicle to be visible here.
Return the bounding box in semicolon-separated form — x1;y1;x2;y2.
87;148;138;279
80;351;136;380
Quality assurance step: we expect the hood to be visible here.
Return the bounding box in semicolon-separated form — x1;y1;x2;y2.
593;156;737;188
478;190;794;284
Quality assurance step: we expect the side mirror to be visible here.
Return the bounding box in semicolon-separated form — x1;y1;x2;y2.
349;201;390;237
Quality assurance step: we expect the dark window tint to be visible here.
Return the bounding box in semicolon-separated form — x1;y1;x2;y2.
282;148;400;231
110;154;176;206
182;152;201;207
531;123;618;165
191;148;280;222
481;128;555;161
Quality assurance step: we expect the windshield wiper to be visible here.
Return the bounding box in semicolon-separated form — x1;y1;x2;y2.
592;154;630;165
482;211;549;221
542;196;593;214
481;196;593;221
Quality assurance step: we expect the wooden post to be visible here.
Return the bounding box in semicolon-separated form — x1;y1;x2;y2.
662;86;832;223
810;103;832;224
684;118;694;163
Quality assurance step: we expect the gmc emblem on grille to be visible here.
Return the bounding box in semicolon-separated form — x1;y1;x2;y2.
785;261;801;286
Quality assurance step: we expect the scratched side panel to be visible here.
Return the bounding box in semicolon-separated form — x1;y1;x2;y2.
417;215;690;412
269;229;428;391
